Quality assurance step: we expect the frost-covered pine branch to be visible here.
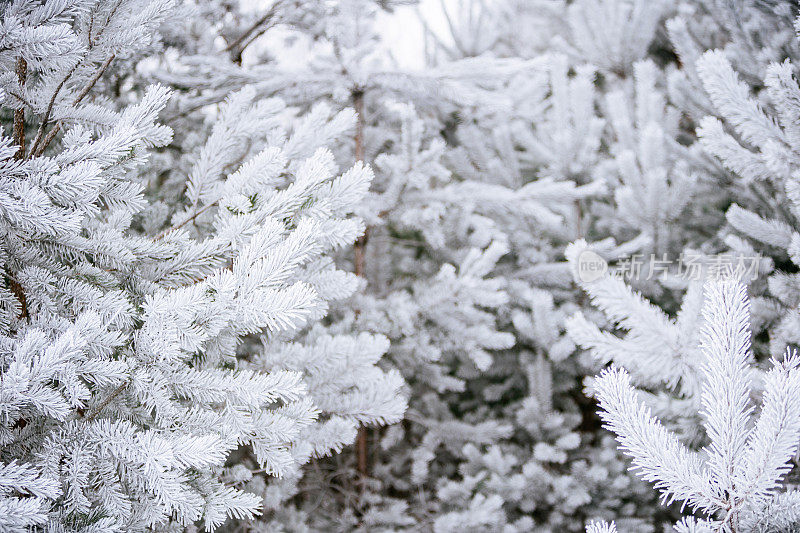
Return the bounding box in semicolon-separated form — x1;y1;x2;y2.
592;277;800;532
693;42;800;358
600;59;710;256
557;0;671;76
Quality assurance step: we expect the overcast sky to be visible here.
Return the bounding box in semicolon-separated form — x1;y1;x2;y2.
240;0;455;69
376;1;453;68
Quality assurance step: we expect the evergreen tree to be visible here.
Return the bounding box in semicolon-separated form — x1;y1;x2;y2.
0;1;397;530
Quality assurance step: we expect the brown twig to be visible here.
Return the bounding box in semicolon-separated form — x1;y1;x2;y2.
351;88;371;481
32;121;62;158
6;273;27;320
85;382;127;422
74;54;114;104
9;58;28;320
13;58;26;160
154;200;218;240
224;2;283;60
28;62;82;158
32;55;115;158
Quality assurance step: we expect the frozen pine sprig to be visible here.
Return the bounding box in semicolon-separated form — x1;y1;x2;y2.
696;50;788;184
256;327;407;460
693;46;800;358
593;278;800;532
125;1;419;528
227;327;407;516
558;0;671;76
601;59;707;257
0;458;61;530
566;240;707;404
0;0;175;156
594;366;714;512
512;53;604;183
586;521;618;533
666;0;797;117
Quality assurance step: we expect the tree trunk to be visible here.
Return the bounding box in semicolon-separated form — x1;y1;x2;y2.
13;58;26;159
8;57;28;319
352;88;369;480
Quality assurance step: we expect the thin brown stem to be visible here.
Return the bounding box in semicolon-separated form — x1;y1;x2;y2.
13;58;26;160
33;123;61;158
355;427;368;479
86;382;127;422
6;274;27;320
224;2;281;64
353;90;365;164
28;63;79;158
74;54;114;105
90;1;123;49
155;200;218;240
10;58;28;320
351;88;370;481
32;55;115;157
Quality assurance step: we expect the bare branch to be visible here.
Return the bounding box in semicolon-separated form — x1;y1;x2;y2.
224;1;283;63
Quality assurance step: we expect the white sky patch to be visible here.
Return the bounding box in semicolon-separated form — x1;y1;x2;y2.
240;0;455;69
376;1;455;68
